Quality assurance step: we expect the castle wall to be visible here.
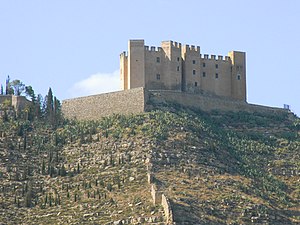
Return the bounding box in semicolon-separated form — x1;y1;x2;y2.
143;41;182;91
0;95;30;111
62;88;287;121
62;88;146;121
0;96;12;106
144;46;165;90
147;90;287;115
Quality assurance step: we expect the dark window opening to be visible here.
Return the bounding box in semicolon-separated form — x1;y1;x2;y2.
193;60;196;64
195;82;198;87
215;73;219;79
156;57;160;63
203;62;206;67
177;66;180;71
237;74;241;80
193;70;196;75
156;74;161;80
202;72;206;77
177;57;180;61
215;64;218;69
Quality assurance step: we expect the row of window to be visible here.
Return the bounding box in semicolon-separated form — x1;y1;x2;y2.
156;57;181;63
156;73;241;80
193;70;218;78
156;57;219;69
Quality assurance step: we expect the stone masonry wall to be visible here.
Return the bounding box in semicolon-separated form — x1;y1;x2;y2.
62;88;146;120
147;90;288;115
62;88;288;121
0;95;30;111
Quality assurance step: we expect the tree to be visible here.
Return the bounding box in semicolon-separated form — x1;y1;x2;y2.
35;94;43;118
5;75;13;95
44;88;54;122
53;97;62;126
10;79;25;96
25;85;36;102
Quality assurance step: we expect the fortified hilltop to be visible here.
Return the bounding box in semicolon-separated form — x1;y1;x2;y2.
62;40;286;121
120;40;246;101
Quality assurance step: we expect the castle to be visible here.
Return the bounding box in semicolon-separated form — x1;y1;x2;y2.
120;40;246;101
62;40;287;121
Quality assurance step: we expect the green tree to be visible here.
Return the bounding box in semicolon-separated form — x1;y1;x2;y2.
35;94;43;118
5;75;13;95
25;85;36;102
44;88;54;123
10;79;25;96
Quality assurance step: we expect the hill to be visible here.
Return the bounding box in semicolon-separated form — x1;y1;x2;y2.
0;105;299;224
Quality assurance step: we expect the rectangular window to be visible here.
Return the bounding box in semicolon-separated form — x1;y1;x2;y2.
177;66;180;71
215;64;218;69
195;82;198;87
192;60;196;64
177;57;180;62
237;74;241;80
193;70;196;75
156;74;160;80
203;62;206;67
156;57;160;63
215;73;219;79
202;72;206;77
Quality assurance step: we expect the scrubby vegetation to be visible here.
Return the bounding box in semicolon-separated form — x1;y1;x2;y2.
0;97;299;224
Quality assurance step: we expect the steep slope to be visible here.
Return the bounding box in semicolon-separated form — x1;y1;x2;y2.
148;108;299;224
0;107;299;224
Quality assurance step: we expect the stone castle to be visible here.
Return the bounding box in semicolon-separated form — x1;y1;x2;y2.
62;40;286;121
120;40;246;101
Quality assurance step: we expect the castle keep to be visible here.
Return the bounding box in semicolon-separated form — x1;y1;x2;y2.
62;40;287;121
120;40;246;101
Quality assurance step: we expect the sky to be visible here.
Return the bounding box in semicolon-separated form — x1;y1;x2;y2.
0;0;299;115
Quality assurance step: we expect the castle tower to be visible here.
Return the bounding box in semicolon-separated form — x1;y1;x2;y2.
128;40;145;89
160;41;182;90
182;44;201;92
228;51;246;101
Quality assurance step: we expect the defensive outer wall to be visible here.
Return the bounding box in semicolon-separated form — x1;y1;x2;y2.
0;95;30;111
62;88;287;120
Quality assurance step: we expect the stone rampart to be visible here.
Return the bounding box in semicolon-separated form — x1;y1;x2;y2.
0;95;30;111
62;88;146;120
62;88;288;121
147;90;288;115
161;193;174;224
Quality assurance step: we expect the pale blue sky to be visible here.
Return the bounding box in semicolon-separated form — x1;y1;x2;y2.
0;0;299;115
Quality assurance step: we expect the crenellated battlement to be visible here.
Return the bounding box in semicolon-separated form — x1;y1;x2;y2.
184;44;200;53
200;54;231;62
162;40;182;49
120;51;128;57
171;41;182;48
144;46;163;52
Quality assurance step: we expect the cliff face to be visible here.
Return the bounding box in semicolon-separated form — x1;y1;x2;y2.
0;106;299;224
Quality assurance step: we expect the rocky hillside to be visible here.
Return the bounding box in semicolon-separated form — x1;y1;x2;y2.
0;105;299;224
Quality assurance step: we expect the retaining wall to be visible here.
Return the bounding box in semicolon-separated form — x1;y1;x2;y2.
62;88;288;121
0;95;30;111
62;88;146;120
147;90;287;115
